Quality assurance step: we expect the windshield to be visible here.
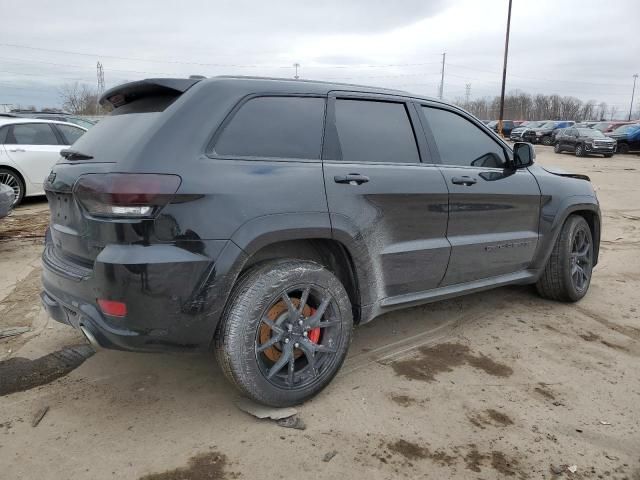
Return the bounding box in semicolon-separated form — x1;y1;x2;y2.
578;128;604;138
487;121;498;127
538;121;556;129
592;122;610;131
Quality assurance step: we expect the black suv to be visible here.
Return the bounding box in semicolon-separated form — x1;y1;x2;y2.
522;121;575;145
487;120;516;136
554;127;616;157
41;77;600;406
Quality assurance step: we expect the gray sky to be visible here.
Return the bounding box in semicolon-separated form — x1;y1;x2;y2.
1;0;638;116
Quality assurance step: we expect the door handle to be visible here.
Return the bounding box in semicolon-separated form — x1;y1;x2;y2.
451;176;477;186
8;148;26;153
334;173;370;185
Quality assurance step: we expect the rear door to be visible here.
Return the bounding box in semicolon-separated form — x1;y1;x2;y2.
4;122;64;194
322;93;450;300
419;104;541;285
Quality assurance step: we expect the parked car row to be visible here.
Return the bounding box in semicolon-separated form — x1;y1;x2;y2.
0;118;88;206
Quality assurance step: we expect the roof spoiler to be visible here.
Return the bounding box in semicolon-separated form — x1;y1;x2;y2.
99;78;202;109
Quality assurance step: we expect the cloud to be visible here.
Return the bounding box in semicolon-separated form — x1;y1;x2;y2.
0;0;638;113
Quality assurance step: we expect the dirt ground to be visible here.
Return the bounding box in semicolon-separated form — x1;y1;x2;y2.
1;146;639;480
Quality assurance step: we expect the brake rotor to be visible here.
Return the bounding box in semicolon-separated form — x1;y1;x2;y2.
259;298;321;362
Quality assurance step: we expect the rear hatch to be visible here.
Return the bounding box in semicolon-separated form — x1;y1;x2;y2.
44;78;199;268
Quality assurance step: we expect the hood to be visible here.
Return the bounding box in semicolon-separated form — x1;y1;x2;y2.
541;165;590;181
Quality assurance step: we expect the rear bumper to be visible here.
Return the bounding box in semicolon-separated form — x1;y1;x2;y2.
41;239;246;352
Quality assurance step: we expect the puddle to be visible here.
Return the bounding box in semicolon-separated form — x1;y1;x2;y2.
139;451;232;480
391;343;513;382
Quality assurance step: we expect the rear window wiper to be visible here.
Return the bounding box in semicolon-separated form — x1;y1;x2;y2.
60;149;94;160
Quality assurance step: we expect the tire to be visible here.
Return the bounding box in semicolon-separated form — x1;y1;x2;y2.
541;136;553;146
0;168;25;206
616;143;630;154
553;143;562;153
604;153;613;158
575;144;586;157
215;259;353;407
536;215;594;302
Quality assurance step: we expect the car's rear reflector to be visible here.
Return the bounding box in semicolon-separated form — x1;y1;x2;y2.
73;173;181;219
97;299;127;317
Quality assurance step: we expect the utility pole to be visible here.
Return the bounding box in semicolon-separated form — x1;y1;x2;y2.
498;0;513;137
96;61;105;114
293;63;300;80
629;73;638;121
438;52;446;99
465;83;471;104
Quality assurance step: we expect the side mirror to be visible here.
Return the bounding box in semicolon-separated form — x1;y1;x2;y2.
512;142;535;168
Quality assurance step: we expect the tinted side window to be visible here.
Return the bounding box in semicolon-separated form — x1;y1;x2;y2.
8;123;59;145
333;99;419;163
422;107;506;168
214;96;325;159
56;124;86;145
0;126;7;144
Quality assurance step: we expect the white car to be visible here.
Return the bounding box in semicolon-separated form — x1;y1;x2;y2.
0;118;87;206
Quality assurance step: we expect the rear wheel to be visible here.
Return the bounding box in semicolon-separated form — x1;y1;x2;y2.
215;260;353;406
0;168;25;206
536;215;593;302
541;136;553;146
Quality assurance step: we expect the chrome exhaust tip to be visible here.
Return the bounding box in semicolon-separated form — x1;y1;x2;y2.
80;325;102;351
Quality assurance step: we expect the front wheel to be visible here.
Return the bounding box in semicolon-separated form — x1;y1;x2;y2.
604;153;613;158
616;143;630;154
575;144;586;157
536;215;593;302
554;143;562;153
215;260;353;406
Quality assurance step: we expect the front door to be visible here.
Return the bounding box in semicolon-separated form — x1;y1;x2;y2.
419;104;541;285
322;94;450;301
4;123;64;193
562;128;578;151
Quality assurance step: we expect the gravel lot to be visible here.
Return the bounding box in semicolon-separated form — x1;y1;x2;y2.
1;146;639;480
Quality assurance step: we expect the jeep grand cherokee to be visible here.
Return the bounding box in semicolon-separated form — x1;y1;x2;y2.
41;76;600;406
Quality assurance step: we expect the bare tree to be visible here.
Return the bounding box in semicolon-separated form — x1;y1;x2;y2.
581;100;596;120
609;105;618;120
59;82;101;115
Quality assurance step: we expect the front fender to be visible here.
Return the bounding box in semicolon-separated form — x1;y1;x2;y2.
531;195;600;272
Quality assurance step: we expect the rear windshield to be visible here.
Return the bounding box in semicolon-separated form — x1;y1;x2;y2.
62;95;177;162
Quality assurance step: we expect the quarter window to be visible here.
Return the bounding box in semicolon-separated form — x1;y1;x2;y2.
422;107;506;168
214;96;325;159
332;99;420;163
8;123;59;145
56;124;86;145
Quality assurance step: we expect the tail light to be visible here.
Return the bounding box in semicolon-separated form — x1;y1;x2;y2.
98;299;127;317
73;173;181;219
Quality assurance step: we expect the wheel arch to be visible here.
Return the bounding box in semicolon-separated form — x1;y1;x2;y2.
0;164;27;195
229;213;368;324
241;238;362;323
532;198;601;272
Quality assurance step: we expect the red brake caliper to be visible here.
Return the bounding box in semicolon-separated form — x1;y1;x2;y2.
308;307;321;343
